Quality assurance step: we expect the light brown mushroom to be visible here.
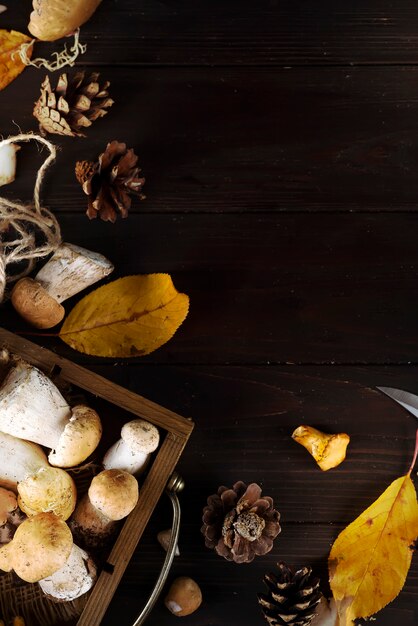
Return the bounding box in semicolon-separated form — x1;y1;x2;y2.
164;577;202;617
70;469;138;548
0;488;25;545
0;361;102;468
12;242;113;328
28;0;103;42
0;512;73;582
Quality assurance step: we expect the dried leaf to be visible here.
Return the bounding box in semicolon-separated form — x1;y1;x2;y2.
59;274;189;357
328;432;418;625
0;30;33;91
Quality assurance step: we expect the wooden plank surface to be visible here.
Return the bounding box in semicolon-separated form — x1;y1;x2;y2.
4;66;418;213
1;1;418;625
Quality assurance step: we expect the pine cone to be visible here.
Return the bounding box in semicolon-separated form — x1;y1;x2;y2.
75;141;145;222
33;72;114;137
201;481;281;564
258;562;322;626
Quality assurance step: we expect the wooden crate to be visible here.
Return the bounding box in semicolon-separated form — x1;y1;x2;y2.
0;327;194;626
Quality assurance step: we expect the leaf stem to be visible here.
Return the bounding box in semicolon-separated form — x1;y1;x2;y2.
14;331;59;338
408;429;418;475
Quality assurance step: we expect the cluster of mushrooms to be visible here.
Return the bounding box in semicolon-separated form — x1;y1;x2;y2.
0;357;160;603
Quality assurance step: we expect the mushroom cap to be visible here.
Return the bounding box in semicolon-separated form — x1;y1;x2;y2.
0;487;17;526
49;405;102;468
88;469;138;521
11;278;65;329
3;512;73;582
121;419;160;454
17;467;77;520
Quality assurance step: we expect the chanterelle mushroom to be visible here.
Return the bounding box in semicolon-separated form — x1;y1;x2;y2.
11;242;113;328
39;544;97;602
103;419;160;475
0;512;73;582
0;361;102;467
70;469;139;548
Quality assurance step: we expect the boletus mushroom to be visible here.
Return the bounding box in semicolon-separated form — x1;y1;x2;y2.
28;0;103;42
0;512;73;582
11;242;113;328
70;469;138;548
0;487;25;545
103;419;160;475
0;361;102;468
0;431;76;520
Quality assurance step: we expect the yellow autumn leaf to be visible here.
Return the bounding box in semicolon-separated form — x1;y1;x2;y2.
0;30;33;91
59;274;189;357
329;434;418;626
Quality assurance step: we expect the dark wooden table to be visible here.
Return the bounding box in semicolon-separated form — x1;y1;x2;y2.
1;2;418;625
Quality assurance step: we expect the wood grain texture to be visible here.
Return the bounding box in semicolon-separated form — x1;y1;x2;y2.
4;67;418;213
0;0;417;625
3;213;418;364
5;1;418;66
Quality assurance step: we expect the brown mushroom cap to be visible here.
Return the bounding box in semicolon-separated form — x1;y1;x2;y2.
1;512;73;582
17;467;77;520
11;277;65;329
88;469;138;521
0;487;17;526
121;419;160;454
49;405;102;468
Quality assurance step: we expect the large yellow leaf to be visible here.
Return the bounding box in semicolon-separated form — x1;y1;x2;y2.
0;30;33;91
59;274;189;357
329;437;418;626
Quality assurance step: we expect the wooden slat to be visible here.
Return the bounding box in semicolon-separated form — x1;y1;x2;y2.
3;67;418;214
6;1;418;66
3;212;418;365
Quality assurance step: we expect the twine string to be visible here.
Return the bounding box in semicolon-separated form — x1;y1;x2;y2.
16;30;86;71
0;133;62;303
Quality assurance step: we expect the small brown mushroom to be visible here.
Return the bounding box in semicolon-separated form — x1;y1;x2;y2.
164;577;202;617
0;487;25;545
0;512;73;582
157;528;180;556
70;469;138;548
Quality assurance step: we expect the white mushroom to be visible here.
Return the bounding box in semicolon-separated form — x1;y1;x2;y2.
0;431;77;521
11;242;114;328
70;469;139;548
39;544;97;602
0;361;102;467
103;419;160;475
0;143;19;187
0;512;73;582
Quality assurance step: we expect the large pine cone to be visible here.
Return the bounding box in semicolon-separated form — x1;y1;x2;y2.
75;140;145;222
33;72;113;137
201;481;281;564
258;562;322;626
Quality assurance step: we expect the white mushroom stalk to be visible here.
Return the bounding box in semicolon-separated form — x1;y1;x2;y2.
0;143;19;187
39;544;97;602
70;469;139;548
11;242;114;328
0;430;49;491
103;419;160;475
0;361;102;467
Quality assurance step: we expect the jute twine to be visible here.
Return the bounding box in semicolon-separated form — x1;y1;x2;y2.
17;29;86;72
0;133;62;303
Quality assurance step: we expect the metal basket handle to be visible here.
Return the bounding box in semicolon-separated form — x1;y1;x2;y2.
131;472;185;626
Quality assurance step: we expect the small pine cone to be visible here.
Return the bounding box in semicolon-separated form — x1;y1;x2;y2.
33;72;114;137
201;481;281;564
75;140;146;223
258;562;322;626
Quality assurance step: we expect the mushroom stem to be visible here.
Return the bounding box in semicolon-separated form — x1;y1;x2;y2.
70;469;138;548
39;544;97;601
0;361;71;450
103;419;160;475
11;242;113;328
0;144;19;187
0;362;102;468
35;242;114;303
0;431;49;490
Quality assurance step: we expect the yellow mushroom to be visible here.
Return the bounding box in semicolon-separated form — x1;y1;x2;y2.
292;425;350;471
